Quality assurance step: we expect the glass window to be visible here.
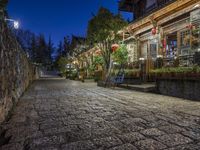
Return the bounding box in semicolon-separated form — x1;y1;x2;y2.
191;25;200;52
180;30;190;48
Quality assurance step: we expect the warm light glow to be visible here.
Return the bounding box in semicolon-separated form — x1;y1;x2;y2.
139;57;145;61
194;4;200;9
157;55;163;58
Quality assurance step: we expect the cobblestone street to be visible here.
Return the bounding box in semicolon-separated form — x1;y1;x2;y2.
1;78;200;150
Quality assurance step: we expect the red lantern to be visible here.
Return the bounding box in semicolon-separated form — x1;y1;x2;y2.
186;24;193;30
151;27;157;35
162;39;166;48
111;44;119;52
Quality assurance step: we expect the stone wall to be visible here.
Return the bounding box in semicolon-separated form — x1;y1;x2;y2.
156;78;200;101
0;17;39;123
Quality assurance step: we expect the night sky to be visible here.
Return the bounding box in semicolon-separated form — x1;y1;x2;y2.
7;0;132;45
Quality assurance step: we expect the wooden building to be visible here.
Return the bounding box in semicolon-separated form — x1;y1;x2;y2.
119;0;200;79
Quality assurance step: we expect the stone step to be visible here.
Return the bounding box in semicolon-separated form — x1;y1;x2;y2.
119;83;156;92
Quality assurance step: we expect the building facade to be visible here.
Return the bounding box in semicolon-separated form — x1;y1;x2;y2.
119;0;200;77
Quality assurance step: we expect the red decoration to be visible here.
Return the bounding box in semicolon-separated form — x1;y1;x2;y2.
163;39;166;48
151;27;157;35
111;44;119;52
186;24;193;30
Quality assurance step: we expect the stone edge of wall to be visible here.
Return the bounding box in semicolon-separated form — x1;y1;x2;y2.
156;78;200;101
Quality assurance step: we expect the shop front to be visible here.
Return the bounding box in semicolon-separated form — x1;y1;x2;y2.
120;1;200;82
161;7;200;66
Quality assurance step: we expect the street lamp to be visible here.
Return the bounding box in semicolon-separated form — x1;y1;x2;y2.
5;18;19;29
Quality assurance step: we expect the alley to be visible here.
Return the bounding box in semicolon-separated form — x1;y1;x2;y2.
1;78;200;150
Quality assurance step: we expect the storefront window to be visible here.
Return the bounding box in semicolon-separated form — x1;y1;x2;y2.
166;32;177;58
150;39;158;60
180;30;190;56
180;30;190;48
191;25;200;52
141;42;148;59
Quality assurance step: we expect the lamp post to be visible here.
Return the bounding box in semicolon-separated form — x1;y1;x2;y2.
5;18;19;29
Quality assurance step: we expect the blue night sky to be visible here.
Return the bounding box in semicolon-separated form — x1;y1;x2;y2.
7;0;132;45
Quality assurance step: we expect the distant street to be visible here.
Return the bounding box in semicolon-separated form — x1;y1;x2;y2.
1;78;200;150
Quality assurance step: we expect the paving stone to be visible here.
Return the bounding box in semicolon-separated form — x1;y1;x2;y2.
155;134;193;147
39;121;64;130
166;144;200;150
43;125;78;136
24;134;66;149
0;143;23;150
135;139;167;150
1;79;200;149
117;132;145;143
93;136;123;149
91;127;121;138
158;125;186;134
108;143;138;150
182;130;200;140
140;128;166;136
33;145;60;150
61;140;96;150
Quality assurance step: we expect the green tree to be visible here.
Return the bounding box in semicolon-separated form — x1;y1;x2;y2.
63;35;71;56
87;7;127;71
55;56;68;75
30;33;37;61
36;34;49;65
112;44;128;66
47;36;54;65
93;55;104;68
57;40;63;57
0;0;8;20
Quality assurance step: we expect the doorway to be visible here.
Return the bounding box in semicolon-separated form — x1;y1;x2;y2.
166;32;178;59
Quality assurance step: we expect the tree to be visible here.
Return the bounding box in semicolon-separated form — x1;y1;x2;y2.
47;36;54;65
112;44;128;68
63;35;71;57
13;29;35;58
87;7;127;71
0;0;8;20
57;40;63;57
55;56;68;76
36;34;48;64
30;33;37;61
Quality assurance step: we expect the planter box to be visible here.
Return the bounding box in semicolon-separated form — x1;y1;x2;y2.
156;77;200;101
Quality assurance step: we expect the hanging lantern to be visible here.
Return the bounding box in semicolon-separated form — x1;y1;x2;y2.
186;24;193;30
151;27;157;35
111;44;119;52
163;39;166;48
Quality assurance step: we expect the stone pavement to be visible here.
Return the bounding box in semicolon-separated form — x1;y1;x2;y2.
1;78;200;150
